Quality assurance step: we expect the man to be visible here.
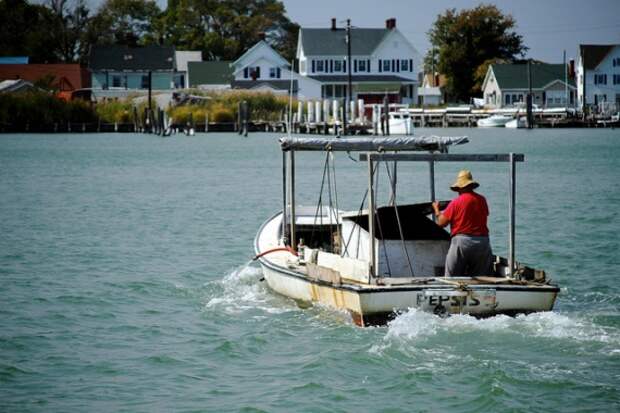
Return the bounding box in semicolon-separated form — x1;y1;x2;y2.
432;170;493;277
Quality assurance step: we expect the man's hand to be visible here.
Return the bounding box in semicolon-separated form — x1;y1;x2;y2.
432;201;450;228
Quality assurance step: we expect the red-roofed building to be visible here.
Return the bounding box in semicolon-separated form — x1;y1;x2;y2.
0;64;91;100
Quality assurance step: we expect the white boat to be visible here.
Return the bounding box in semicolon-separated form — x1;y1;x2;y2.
477;114;513;127
388;112;414;135
254;137;559;326
505;117;528;129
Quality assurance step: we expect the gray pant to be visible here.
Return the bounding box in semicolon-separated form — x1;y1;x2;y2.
445;235;493;276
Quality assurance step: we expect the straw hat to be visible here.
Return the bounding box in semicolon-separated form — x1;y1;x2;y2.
450;170;479;191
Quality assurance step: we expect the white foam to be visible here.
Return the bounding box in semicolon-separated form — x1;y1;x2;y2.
381;308;620;348
203;262;296;317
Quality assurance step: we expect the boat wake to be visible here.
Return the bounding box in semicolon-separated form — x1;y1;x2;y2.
370;308;620;355
202;261;297;318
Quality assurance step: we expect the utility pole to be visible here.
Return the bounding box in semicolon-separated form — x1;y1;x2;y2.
564;50;568;111
527;59;533;129
345;18;352;136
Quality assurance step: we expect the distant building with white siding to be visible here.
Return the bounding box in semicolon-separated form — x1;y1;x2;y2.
296;18;421;104
576;44;620;112
481;63;576;109
230;37;321;99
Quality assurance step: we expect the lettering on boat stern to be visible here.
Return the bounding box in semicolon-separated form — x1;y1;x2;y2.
416;289;497;313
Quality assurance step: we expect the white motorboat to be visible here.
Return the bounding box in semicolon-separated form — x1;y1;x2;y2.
477;114;513;127
254;137;559;326
388;112;414;135
505;117;528;129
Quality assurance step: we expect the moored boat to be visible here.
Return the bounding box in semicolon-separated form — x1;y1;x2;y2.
387;111;414;135
477;114;513;127
505;117;527;128
253;137;559;326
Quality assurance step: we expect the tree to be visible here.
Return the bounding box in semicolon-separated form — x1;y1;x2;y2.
86;0;162;47
425;4;527;102
47;0;91;63
0;0;60;62
159;0;298;61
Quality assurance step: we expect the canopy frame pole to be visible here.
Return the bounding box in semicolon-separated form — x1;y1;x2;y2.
289;150;296;250
509;153;516;279
367;155;376;280
429;159;436;222
281;151;288;245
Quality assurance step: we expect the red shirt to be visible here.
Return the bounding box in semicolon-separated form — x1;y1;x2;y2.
442;192;489;236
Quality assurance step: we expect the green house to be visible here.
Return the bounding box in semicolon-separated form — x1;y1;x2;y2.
89;45;178;99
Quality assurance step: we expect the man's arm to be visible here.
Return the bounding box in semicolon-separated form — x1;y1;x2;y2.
432;201;450;227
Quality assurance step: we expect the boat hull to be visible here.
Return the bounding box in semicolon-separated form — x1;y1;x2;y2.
477;115;512;127
255;212;559;326
259;258;558;325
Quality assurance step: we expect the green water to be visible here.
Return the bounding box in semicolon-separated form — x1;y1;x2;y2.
1;129;619;412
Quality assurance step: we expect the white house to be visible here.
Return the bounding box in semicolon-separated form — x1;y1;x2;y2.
230;37;321;99
175;51;202;89
481;63;576;109
576;44;620;112
296;18;421;105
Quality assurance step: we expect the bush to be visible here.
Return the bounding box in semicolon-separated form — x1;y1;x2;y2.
0;91;97;126
166;90;297;124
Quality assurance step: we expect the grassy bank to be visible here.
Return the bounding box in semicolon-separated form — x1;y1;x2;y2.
166;90;298;125
0;92;97;126
0;90;298;129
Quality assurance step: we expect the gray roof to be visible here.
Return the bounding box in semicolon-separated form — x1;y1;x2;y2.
579;45;615;70
188;61;233;86
491;63;576;90
89;45;175;71
300;28;389;56
308;75;414;83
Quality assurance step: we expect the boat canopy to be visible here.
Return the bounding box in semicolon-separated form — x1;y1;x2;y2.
279;136;469;153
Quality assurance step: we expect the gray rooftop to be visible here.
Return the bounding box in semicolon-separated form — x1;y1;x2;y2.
300;28;389;56
89;45;175;71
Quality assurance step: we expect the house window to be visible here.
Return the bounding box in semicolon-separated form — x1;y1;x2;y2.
594;74;607;85
112;75;122;88
613;74;620;85
174;74;184;89
141;75;149;89
409;59;413;72
316;60;324;72
613;58;620;67
401;59;408;71
383;60;390;72
505;94;510;105
250;66;260;79
269;67;281;78
358;60;366;72
334;60;342;72
244;67;249;78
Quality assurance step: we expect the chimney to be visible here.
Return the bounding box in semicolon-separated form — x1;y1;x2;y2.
331;18;336;30
386;18;396;30
258;32;266;41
